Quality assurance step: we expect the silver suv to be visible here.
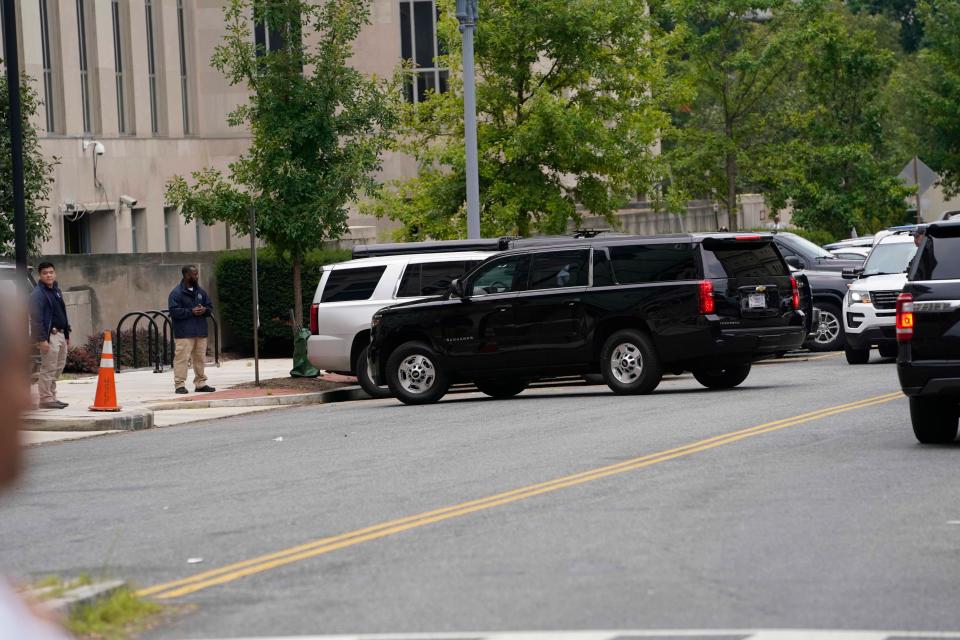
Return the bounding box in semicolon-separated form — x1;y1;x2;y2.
307;251;495;397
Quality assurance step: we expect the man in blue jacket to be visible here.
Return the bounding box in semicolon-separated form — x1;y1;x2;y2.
168;265;216;394
29;262;71;409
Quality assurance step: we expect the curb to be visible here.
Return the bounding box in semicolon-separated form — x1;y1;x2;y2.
147;385;369;411
22;408;154;432
37;579;127;615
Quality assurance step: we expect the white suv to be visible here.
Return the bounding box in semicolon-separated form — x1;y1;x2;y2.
307;251;495;396
843;232;918;364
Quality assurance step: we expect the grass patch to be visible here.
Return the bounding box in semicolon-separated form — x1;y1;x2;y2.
32;573;93;600
67;587;162;640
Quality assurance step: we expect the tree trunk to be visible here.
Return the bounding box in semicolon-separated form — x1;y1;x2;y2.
292;252;303;328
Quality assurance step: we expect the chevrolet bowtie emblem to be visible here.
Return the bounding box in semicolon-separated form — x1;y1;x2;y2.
755;285;767;293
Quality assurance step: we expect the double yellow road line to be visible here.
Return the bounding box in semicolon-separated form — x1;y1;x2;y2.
139;391;902;600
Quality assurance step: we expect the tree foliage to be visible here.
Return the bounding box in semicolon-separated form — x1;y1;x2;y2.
0;71;57;257
165;0;398;322
367;0;677;239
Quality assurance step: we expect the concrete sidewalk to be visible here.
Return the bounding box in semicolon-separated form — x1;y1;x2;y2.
22;358;361;446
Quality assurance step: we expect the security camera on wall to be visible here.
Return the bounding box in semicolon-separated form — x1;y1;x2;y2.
119;195;138;208
82;139;105;156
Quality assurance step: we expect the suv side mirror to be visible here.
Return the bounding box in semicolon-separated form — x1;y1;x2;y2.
784;256;804;270
841;267;863;280
449;278;465;299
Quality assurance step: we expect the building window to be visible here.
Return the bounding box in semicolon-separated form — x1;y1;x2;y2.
77;0;93;134
177;0;190;134
399;0;448;104
39;0;57;133
145;0;161;134
164;207;180;252
64;214;91;255
111;0;133;134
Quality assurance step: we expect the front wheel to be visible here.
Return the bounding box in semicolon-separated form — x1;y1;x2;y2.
844;345;870;365
475;378;529;399
910;397;960;444
600;329;662;395
385;341;449;405
807;302;844;351
355;345;392;399
692;363;752;390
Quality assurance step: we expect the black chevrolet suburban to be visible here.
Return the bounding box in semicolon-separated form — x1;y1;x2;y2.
897;220;960;443
368;233;806;405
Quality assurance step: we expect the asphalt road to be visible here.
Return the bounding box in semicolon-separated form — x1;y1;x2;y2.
2;351;958;638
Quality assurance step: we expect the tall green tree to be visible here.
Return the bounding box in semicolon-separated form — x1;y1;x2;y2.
367;0;676;239
761;4;912;237
0;71;57;257
657;0;823;229
847;0;923;52
165;0;398;322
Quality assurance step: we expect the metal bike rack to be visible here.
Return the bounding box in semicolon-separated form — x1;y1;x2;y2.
114;312;162;373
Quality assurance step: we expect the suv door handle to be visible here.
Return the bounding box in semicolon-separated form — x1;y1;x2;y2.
497;304;512;312
565;298;581;306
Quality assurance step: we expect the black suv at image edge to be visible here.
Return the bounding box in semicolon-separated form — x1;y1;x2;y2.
369;234;806;405
897;220;960;443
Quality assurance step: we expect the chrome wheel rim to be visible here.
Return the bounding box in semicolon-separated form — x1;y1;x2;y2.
814;309;840;345
610;342;643;384
397;354;436;394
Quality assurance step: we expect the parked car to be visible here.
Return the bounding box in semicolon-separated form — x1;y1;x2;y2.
896;220;960;443
830;247;872;261
773;232;864;273
368;233;806;405
307;251;495;397
843;232;918;364
823;236;875;252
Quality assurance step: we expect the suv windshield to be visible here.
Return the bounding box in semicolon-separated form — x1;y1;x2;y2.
784;233;835;259
862;242;917;276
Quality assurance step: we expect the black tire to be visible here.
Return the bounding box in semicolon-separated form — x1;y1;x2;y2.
807;302;844;352
355;345;392;399
474;378;529;399
878;343;898;359
910;396;960;444
844;345;870;365
600;329;662;395
385;341;449;405
692;363;752;390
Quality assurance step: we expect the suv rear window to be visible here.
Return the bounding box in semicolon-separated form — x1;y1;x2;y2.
913;236;960;280
705;243;788;278
320;266;387;303
609;243;699;283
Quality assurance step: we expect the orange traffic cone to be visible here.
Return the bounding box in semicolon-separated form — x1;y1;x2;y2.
90;330;122;412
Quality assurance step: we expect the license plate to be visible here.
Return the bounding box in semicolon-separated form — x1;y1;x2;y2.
748;293;767;309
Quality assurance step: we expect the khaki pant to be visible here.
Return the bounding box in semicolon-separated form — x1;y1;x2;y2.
38;332;68;403
173;337;208;390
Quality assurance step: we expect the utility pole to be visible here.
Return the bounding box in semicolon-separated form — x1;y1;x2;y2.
456;0;481;239
3;0;28;280
249;207;260;386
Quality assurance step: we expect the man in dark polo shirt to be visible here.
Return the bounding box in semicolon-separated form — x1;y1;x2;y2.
29;262;71;409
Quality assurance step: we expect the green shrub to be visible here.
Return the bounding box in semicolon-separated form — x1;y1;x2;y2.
65;330;159;374
215;247;351;354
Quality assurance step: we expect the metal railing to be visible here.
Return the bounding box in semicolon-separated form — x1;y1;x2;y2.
115;310;220;373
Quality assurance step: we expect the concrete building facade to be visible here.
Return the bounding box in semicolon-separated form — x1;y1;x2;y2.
11;0;435;256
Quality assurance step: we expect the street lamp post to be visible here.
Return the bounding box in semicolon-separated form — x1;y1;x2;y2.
2;0;28;280
456;0;481;240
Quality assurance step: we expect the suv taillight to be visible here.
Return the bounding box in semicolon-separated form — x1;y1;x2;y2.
896;293;914;342
699;280;715;314
790;276;800;311
309;303;319;335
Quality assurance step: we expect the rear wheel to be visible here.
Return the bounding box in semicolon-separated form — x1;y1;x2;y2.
910;397;960;444
600;329;662;395
355;345;391;399
475;378;529;399
807;302;844;351
692;363;752;390
878;343;898;359
385;341;449;405
844;345;870;365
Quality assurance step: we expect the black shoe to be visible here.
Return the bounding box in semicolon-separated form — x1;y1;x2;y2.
194;386;216;393
56;401;69;408
175;387;188;395
39;402;65;409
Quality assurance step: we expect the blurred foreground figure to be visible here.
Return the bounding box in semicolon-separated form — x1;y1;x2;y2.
0;292;71;639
